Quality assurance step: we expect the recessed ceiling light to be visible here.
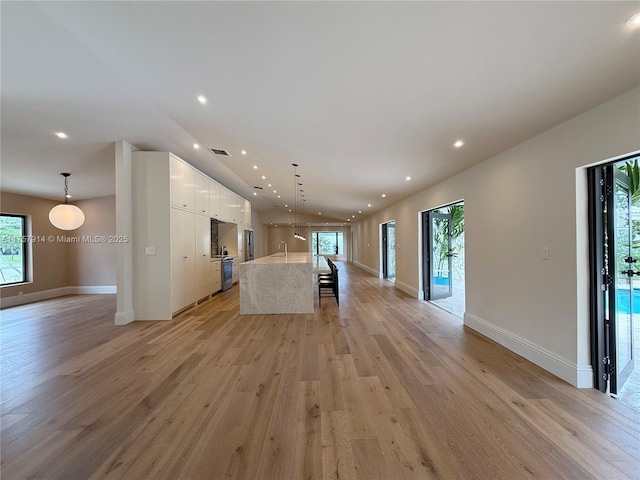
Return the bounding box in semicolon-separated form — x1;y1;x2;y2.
261;175;266;180
368;204;372;207
277;195;281;198
241;150;247;155
406;176;411;181
358;210;362;214
454;140;464;148
253;165;258;169
253;192;257;196
273;190;277;193
381;194;386;198
193;143;200;149
318;212;322;215
55;131;68;139
626;11;640;27
285;204;288;208
347;218;351;222
197;95;207;104
268;183;272;187
352;215;355;218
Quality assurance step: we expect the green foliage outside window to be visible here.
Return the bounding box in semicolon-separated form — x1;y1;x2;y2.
0;215;26;285
312;232;343;256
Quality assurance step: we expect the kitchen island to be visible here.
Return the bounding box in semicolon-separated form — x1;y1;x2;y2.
239;252;329;314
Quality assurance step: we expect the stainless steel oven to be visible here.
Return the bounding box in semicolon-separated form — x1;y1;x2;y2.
221;257;233;291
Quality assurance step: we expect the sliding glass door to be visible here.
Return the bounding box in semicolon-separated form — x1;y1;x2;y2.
422;202;465;317
382;221;396;280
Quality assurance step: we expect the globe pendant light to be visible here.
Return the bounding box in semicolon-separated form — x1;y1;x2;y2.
49;173;85;230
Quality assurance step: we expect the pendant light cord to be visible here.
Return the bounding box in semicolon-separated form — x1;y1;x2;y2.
63;175;69;204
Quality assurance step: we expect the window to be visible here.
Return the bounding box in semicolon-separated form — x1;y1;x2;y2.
0;214;27;285
312;231;343;256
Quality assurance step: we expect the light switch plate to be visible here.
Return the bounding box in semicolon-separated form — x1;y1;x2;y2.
541;247;549;260
145;247;156;255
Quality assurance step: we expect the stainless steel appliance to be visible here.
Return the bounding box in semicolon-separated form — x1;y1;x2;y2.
244;230;254;262
221;257;233;291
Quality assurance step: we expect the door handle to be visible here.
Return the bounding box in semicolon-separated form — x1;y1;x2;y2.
620;269;640;277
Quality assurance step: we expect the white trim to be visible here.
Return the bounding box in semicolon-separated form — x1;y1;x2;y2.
395;280;418;298
353;261;378;277
115;310;134;325
1;287;71;308
68;285;117;294
1;286;117;309
464;312;593;388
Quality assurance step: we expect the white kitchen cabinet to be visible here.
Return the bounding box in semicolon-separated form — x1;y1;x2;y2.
211;259;221;293
194;171;210;216
209;180;221;220
195;214;212;301
171;208;197;313
170;155;195;210
132;151;251;320
220;187;238;223
239;198;251;227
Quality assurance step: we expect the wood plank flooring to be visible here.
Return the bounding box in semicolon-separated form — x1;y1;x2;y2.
1;262;639;479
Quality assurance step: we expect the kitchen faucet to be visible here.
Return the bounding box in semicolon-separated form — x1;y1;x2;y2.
278;241;288;257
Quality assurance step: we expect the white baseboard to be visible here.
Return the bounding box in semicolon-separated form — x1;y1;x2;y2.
1;285;117;309
69;285;117;294
353;261;378;277
395;280;418;298
576;364;595;389
115;309;134;325
1;287;71;308
464;312;593;388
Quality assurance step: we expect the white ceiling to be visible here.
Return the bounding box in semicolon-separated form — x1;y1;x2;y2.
2;1;639;224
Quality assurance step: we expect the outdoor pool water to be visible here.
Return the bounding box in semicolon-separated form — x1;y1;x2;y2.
616;289;640;315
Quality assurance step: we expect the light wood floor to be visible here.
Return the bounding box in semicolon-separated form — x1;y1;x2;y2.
1;262;639;480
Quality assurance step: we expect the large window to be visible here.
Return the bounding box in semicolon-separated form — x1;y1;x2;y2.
0;214;27;285
312;231;343;256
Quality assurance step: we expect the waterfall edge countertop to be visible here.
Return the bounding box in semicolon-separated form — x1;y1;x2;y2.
241;252;330;272
239;253;330;314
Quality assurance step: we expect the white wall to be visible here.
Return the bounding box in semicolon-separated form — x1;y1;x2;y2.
353;87;640;388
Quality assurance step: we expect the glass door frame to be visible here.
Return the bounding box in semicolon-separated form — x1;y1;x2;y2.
381;221;396;281
589;157;637;394
421;200;464;305
428;211;453;300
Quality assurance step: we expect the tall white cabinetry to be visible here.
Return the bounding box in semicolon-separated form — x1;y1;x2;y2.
195;214;212;301
209;181;221;220
194;171;210;216
171;208;197;312
170;158;195;210
132;151;251;320
220;187;238;223
239;198;252;227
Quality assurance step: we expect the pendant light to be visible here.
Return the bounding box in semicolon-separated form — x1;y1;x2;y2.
291;164;306;241
49;173;85;230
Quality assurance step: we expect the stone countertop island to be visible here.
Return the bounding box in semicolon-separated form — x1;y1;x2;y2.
239;253;329;314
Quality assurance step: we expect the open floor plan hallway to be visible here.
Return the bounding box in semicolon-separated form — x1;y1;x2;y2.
1;262;639;479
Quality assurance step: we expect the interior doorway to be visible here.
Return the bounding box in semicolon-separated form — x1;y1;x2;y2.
422;201;465;317
381;221;396;282
589;156;638;410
